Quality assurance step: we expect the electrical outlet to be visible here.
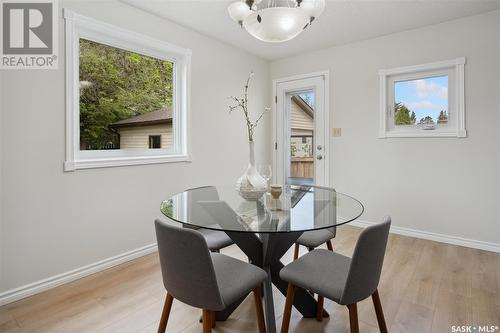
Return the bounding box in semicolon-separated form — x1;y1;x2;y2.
332;128;342;137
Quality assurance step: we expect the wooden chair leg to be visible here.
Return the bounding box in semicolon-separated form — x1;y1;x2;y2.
372;289;388;333
253;287;266;333
347;303;359;333
202;309;212;333
326;240;333;251
280;283;296;333
211;310;216;328
293;243;299;260
316;295;324;321
158;293;174;333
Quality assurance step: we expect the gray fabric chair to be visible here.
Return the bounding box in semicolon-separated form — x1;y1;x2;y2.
293;228;335;260
183;186;234;253
154;219;267;333
198;228;234;252
279;217;391;333
293;186;337;259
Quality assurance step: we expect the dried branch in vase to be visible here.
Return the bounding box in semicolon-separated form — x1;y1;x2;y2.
229;72;271;142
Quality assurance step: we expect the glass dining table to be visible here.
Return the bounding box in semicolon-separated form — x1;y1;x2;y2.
161;185;363;333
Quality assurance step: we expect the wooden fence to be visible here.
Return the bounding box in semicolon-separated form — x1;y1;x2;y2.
291;157;314;178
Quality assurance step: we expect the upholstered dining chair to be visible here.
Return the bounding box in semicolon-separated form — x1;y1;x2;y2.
154;219;267;333
183;186;234;253
280;217;391;333
293;228;335;260
292;185;337;260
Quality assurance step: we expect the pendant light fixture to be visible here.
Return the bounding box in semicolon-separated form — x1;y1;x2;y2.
228;0;325;43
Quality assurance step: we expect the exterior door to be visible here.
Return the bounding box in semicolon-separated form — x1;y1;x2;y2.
274;72;329;186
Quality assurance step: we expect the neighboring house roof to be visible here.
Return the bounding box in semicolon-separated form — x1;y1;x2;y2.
291;95;314;118
109;107;172;129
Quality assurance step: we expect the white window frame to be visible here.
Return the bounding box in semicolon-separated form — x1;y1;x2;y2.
379;57;466;138
63;9;191;171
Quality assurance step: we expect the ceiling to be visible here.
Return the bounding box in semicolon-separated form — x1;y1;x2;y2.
122;0;500;60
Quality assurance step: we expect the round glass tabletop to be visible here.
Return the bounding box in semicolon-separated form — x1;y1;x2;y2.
161;185;364;233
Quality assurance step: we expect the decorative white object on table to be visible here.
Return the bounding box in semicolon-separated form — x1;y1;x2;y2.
229;72;270;200
236;141;267;200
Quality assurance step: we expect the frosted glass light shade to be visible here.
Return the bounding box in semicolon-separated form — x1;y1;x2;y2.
228;2;252;24
299;0;325;19
243;7;310;43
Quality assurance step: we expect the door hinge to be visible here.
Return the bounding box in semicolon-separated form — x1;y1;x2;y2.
275;142;277;150
275;96;277;104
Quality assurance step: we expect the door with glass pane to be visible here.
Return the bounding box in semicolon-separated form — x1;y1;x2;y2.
274;73;329;186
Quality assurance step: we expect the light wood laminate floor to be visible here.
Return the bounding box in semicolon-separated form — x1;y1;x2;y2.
1;225;499;333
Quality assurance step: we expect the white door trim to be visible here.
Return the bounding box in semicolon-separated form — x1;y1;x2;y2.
272;70;330;187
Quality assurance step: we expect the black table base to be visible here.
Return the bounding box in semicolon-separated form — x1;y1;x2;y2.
215;231;329;333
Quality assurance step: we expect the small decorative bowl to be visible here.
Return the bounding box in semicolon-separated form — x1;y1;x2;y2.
270;184;282;199
238;187;267;201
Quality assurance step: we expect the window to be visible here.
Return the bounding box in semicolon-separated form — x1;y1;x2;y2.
298;92;315;108
149;135;162;149
64;10;191;171
79;39;173;151
379;58;466;138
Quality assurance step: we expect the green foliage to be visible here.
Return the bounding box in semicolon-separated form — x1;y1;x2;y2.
394;102;416;125
290;142;297;157
79;39;173;149
437;110;448;124
419;116;435;125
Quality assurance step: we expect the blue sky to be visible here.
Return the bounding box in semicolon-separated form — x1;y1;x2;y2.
395;75;448;122
299;92;315;108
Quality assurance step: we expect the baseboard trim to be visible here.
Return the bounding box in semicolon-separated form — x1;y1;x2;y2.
2;222;498;306
350;219;500;254
0;243;158;306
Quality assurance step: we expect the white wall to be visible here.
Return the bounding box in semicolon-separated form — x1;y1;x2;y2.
0;68;4;291
1;0;271;293
3;1;499;299
271;10;500;246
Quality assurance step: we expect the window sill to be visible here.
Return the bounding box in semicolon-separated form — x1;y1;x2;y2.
64;154;191;171
379;129;467;138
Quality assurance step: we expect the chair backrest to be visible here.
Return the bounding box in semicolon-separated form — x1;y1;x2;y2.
154;219;225;310
327;189;337;238
183;186;220;230
340;217;391;305
312;185;337;237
